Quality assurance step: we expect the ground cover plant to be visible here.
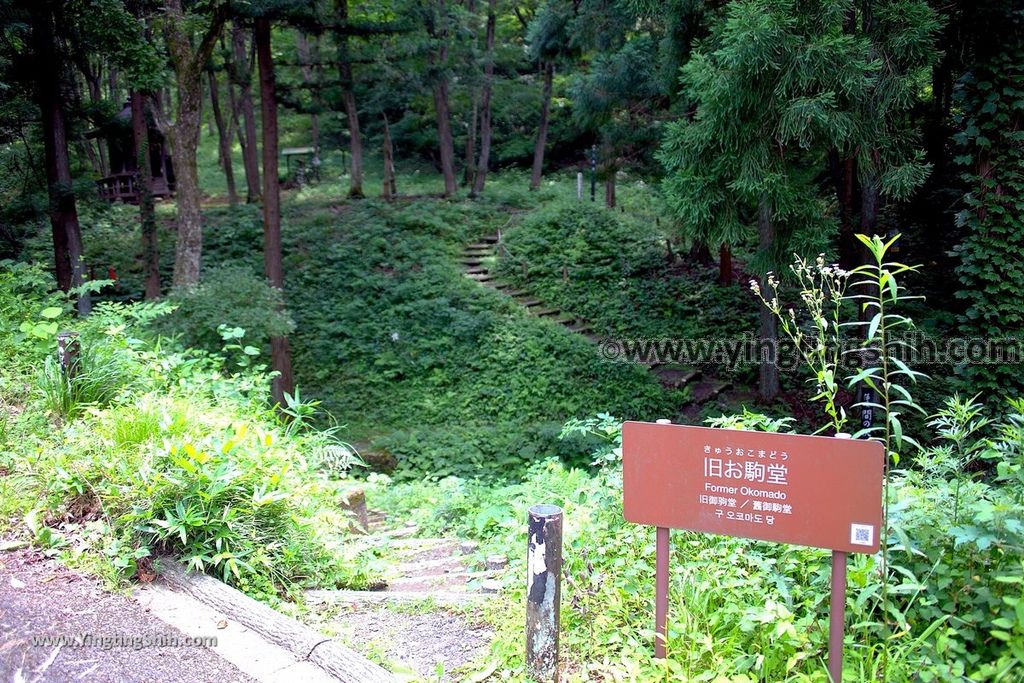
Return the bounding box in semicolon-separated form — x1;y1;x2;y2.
2;0;1022;679
0;263;383;600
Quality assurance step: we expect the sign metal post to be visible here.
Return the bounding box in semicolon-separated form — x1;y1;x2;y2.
624;422;882;682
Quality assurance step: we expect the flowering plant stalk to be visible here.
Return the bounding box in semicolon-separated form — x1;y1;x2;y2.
751;254;851;434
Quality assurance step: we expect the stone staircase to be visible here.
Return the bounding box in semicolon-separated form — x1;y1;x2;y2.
458;233;732;418
303;508;504;681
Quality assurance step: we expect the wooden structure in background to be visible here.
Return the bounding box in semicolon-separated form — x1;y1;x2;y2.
88;102;175;203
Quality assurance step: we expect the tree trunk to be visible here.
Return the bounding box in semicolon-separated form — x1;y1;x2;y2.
295;32;321;153
78;59;109;176
107;64;119;104
231;24;261;203
529;59;554;190
463;91;478;185
254;17;295;408
604;169;616;208
433;77;457;197
208;68;238;206
131;91;161;300
164;0;226;287
758;198;779;402
382;115;397;201
428;0;457;197
336;0;364;198
471;0;496;197
719;243;732;285
31;2;90;314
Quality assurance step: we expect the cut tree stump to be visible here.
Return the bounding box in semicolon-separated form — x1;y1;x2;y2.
159;561;395;683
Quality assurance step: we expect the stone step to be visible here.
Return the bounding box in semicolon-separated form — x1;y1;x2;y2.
478;235;499;244
506;289;529;297
553;316;577;326
491;282;513;290
467;273;495;282
396;556;467;575
466;267;490;275
388;570;500;588
652;366;701;389
465;245;494;252
305;589;488;609
535;308;561;318
385;537;454;551
567;324;593;335
689;380;731;404
518;299;542;308
459;258;483;266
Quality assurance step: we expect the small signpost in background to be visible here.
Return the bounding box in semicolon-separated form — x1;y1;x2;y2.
622;422;883;682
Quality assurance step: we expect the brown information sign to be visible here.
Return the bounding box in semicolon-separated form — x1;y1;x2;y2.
622;421;884;553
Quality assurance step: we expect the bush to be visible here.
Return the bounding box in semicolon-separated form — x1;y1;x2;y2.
494;202;760;376
371;407;1024;680
1;273;378;597
155;264;295;353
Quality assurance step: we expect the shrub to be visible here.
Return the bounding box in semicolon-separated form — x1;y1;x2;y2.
154;264;295;353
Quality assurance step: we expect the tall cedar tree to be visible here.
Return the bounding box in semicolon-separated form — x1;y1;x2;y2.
29;0;90;314
230;24;262;203
525;0;574;191
163;0;228;286
660;0;880;401
426;0;458;197
130;91;162;299
254;17;295;405
336;0;365;198
470;0;496;196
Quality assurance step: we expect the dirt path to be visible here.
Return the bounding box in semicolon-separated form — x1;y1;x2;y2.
0;547;254;683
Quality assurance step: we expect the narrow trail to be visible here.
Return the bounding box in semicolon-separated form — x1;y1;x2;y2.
459;231;734;420
301;498;505;681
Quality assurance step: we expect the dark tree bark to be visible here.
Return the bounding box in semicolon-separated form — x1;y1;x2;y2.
758;198;780;402
295;32;321;153
231;24;261;203
382;114;397;201
529;59;554;190
31;1;90;314
207;68;238;206
254;16;295;408
336;0;364;198
719;244;732;285
471;0;496;197
131;91;161;300
163;0;227;287
433;76;457;197
427;0;457;197
107;64;119;104
463;91;478;185
76;57;109;175
604;169;616;208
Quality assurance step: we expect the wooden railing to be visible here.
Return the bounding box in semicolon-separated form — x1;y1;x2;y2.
97;173;174;203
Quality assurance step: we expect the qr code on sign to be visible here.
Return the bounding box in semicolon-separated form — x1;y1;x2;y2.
850;524;874;546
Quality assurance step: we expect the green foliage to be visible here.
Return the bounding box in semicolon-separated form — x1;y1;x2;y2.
371;404;1023;681
753;254;852;434
0;261;71;366
0;271;380;596
38;341;134;420
954;7;1024;394
494;202;758;355
192;195;683;478
155;264;295;353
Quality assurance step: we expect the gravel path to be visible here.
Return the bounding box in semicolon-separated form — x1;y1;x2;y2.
336;607;493;681
0;547;255;683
